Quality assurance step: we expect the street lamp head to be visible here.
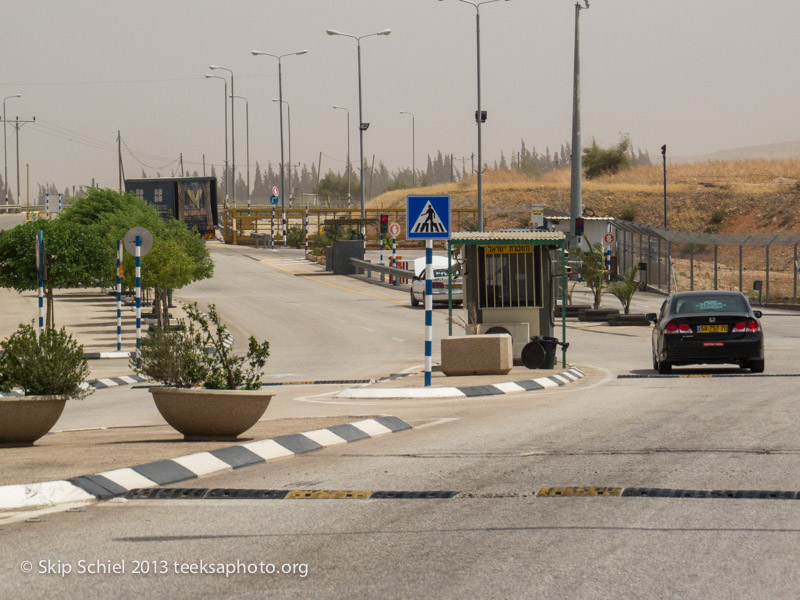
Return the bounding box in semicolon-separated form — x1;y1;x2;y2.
326;29;342;36
377;29;391;36
209;64;221;70
251;50;265;56
294;50;309;56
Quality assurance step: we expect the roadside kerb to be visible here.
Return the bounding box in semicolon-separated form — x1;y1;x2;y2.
0;417;412;510
337;366;584;399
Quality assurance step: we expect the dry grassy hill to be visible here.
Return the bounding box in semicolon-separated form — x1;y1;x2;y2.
368;159;800;298
369;159;800;235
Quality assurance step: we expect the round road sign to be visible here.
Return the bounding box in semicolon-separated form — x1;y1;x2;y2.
603;232;616;246
388;222;401;237
123;227;153;257
272;186;279;197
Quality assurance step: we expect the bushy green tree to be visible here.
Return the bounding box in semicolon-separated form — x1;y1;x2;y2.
582;136;632;179
0;219;114;328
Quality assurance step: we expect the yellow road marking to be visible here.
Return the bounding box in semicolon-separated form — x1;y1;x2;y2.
287;490;373;500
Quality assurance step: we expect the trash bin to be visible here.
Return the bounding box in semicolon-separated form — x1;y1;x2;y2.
521;336;558;370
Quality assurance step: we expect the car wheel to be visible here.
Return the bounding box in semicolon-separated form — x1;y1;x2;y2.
747;359;765;374
410;289;419;307
657;360;672;375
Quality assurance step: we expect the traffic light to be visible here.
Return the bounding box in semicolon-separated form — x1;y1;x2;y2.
575;217;585;237
380;214;388;235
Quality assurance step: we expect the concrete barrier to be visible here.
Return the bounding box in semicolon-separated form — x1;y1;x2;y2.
441;334;513;376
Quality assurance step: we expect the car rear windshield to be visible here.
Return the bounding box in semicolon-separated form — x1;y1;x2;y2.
672;295;748;314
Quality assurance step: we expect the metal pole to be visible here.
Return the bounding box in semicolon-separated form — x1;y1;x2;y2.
117;241;122;352
765;245;770;305
424;239;433;387
662;144;667;228
244;98;250;208
357;40;366;238
278;59;287;246
570;2;588;242
739;245;743;292
346;110;351;207
690;244;694;291
37;230;44;334
714;245;718;290
794;244;798;303
135;236;142;362
287;103;292;208
475;8;484;232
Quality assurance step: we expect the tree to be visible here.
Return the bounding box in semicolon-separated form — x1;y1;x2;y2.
582;135;631;179
569;235;608;309
608;267;639;314
0;219;114;328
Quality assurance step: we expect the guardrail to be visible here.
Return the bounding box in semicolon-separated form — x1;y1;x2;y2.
349;258;415;284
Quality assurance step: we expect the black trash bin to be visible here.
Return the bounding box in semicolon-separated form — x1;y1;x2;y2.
521;336;558;370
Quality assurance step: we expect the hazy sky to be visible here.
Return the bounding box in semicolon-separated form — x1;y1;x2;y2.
1;0;798;198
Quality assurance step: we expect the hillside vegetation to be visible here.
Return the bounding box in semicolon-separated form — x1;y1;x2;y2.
369;159;800;235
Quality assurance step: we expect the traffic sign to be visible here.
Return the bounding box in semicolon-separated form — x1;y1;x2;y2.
123;227;153;257
603;232;616;246
270;195;279;205
272;186;279;197
406;195;451;240
388;222;401;237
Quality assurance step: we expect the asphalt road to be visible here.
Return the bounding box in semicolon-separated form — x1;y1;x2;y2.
3;243;800;598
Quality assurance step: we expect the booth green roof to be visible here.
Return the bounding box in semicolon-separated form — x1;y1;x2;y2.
449;231;565;245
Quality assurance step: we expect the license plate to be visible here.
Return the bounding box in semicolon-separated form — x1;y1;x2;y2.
451;284;462;289
698;324;727;333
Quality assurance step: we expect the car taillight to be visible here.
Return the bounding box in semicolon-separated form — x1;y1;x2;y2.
432;282;444;289
665;321;691;334
733;320;761;333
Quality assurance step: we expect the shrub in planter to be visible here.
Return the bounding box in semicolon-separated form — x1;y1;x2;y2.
132;303;272;440
0;325;91;446
0;324;90;399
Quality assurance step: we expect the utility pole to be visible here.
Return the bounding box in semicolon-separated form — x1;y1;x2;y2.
569;0;590;244
180;153;184;177
118;131;123;192
12;116;35;205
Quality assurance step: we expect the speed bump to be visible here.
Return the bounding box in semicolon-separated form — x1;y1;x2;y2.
287;489;372;500
536;486;623;497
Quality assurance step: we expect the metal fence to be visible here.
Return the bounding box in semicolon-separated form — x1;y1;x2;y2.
612;221;800;304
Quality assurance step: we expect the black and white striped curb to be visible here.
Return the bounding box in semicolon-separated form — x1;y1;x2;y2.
0;375;147;397
337;367;585;399
0;417;411;510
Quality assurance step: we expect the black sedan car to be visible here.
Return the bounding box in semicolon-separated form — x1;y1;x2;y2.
647;291;764;374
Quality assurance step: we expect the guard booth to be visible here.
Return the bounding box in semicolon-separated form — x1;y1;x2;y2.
447;231;568;366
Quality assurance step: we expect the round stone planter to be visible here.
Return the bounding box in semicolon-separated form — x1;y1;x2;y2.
0;395;68;447
150;387;273;441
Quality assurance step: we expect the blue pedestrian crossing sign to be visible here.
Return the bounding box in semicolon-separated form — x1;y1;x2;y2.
406;195;451;240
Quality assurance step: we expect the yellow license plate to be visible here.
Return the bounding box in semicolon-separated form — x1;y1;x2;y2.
698;324;727;333
451;284;462;289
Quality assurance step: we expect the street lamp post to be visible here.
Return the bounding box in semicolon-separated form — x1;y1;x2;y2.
326;27;391;239
400;111;415;187
204;75;229;207
569;0;590;243
273;99;293;207
2;94;21;205
252;49;308;246
439;0;509;232
232;94;250;209
661;144;667;229
332;105;352;207
209;65;235;207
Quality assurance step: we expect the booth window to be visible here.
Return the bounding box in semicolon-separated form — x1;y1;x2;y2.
477;245;543;308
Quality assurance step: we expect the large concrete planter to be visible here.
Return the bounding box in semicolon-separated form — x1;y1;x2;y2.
150;387;273;441
0;395;68;447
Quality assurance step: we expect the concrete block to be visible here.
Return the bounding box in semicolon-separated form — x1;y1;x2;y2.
441;334;513;376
